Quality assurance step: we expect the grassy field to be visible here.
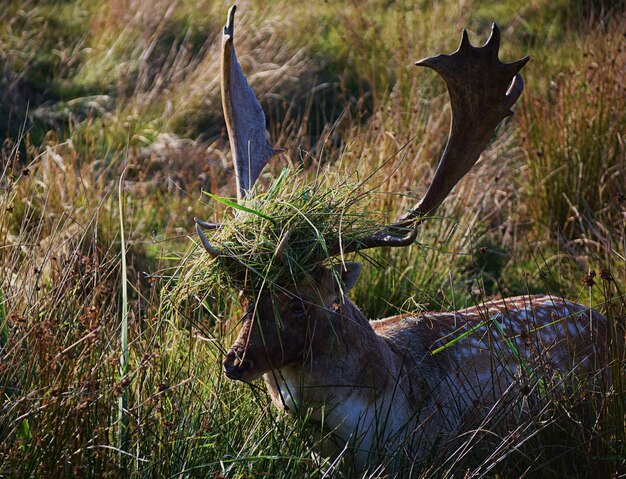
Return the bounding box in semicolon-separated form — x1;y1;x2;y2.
0;0;625;477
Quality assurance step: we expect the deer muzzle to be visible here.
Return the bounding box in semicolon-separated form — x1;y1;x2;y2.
223;350;253;381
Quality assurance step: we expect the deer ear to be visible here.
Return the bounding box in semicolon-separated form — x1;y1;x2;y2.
312;262;362;303
338;262;362;292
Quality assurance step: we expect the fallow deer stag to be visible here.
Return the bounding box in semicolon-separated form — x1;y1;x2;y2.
195;6;608;474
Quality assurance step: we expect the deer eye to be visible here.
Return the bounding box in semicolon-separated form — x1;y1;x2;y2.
290;300;307;317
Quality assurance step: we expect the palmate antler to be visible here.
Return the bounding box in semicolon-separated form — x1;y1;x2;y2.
221;6;281;199
196;6;529;259
406;26;529;219
195;5;279;256
327;23;529;256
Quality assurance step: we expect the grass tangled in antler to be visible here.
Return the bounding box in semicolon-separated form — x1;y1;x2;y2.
179;168;391;300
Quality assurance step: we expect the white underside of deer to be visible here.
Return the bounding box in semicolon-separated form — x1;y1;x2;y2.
262;294;605;470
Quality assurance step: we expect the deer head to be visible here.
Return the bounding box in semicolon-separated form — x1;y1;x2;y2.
194;6;529;382
222;262;362;381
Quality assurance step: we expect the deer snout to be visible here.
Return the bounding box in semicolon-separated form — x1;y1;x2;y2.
223;350;253;380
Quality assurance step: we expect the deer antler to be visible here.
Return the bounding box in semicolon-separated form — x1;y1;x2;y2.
222;5;281;200
196;5;280;257
196;11;528;261
328;23;529;256
406;24;528;219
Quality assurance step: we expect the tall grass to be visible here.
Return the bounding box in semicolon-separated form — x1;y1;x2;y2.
117;168;129;460
0;1;624;477
521;16;626;241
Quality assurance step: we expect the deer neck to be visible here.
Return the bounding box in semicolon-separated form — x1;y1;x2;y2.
263;298;424;466
264;298;401;414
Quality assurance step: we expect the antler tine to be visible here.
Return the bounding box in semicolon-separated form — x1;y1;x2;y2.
274;230;290;260
328;224;418;257
194;217;222;230
329;23;528;257
459;30;472;52
195;221;221;258
222;5;281;201
484;22;501;58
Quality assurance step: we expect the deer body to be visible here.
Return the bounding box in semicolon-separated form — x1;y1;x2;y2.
225;264;606;470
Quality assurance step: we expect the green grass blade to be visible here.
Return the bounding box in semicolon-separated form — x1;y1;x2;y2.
266;168;290;199
203;191;275;222
431;320;488;355
0;289;7;348
117;168;129;462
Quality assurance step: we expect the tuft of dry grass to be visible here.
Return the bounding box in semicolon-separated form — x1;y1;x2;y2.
173;167;397;312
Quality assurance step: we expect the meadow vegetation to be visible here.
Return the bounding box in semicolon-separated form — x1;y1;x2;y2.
0;0;624;477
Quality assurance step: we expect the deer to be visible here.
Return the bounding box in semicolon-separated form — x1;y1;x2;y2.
193;6;608;475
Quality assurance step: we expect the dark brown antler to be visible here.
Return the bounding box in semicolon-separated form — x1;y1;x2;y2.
405;24;528;220
328;23;529;256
